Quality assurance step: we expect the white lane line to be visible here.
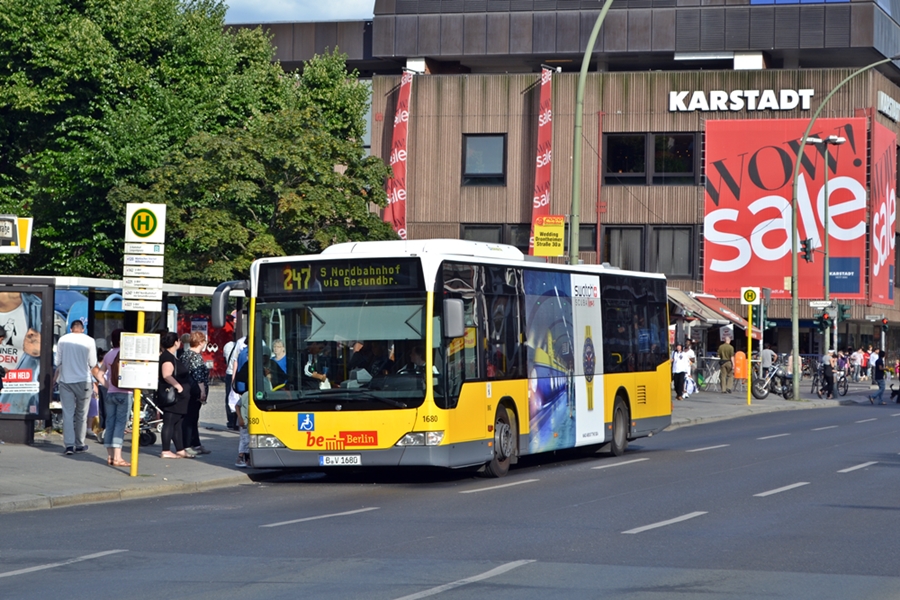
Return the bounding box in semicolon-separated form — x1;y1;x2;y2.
686;444;730;453
838;461;878;473
856;418;878;423
392;559;535;600
812;425;838;431
459;479;539;494
757;434;790;440
260;507;379;528
592;458;649;470
891;413;900;417
622;511;707;534
754;482;810;497
0;550;127;579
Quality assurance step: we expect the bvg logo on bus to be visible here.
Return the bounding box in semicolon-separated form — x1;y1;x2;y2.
305;431;379;449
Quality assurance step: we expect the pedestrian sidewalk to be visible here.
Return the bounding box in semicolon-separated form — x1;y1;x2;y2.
0;379;888;513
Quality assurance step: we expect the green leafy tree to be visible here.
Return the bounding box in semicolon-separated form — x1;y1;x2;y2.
0;0;297;276
111;50;396;286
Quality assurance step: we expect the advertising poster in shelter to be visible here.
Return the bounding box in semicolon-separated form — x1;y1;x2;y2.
704;118;868;299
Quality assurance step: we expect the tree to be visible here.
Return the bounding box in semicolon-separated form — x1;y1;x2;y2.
0;0;298;276
111;50;396;286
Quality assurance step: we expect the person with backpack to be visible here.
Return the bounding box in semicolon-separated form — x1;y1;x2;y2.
98;329;130;467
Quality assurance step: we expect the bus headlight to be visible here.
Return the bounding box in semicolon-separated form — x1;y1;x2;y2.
250;434;285;448
395;431;445;446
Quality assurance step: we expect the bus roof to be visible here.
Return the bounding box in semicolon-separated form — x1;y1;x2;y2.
321;239;527;261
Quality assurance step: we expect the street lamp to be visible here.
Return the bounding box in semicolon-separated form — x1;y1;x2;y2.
805;134;846;355
569;0;615;265
790;54;900;399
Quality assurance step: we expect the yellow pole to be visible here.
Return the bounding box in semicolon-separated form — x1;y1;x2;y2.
129;310;145;477
747;305;753;406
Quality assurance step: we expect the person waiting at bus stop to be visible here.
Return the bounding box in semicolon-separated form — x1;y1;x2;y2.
819;349;836;399
717;334;735;393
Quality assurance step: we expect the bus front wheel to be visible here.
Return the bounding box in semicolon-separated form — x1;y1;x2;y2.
484;405;516;478
609;397;629;456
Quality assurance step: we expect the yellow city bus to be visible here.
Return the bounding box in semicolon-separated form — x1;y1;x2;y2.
211;239;671;477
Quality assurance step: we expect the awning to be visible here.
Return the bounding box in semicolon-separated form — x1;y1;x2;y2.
694;294;763;340
667;288;728;325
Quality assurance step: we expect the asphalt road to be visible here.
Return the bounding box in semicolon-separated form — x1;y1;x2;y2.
2;403;899;600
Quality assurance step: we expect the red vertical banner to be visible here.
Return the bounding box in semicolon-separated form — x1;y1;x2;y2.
869;120;897;305
529;68;554;255
384;71;413;240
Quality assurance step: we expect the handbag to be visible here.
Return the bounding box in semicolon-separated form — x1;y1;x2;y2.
158;385;177;407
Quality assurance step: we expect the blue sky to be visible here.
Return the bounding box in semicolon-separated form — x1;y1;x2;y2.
225;0;376;24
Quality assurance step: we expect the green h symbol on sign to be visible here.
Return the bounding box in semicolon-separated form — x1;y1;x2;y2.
131;209;157;238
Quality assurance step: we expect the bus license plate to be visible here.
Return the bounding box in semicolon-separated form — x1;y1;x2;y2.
319;455;361;466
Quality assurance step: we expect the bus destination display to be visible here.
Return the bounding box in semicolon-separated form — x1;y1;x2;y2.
260;259;420;295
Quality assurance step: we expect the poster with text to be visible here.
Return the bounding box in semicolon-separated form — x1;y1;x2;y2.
704;118;868;299
869;120;896;305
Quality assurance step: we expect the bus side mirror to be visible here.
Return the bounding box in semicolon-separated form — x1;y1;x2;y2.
443;299;465;339
211;280;249;329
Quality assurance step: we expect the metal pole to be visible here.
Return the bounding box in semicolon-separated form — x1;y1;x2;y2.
790;55;899;399
569;0;615;266
748;304;753;406
823;144;830;356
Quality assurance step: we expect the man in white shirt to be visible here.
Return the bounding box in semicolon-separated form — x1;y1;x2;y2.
672;343;693;401
54;319;101;455
222;336;246;430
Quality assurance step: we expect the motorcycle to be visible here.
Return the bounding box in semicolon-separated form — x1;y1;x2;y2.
752;364;793;400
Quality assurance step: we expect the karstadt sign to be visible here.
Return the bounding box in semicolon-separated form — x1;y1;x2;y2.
670;89;815;112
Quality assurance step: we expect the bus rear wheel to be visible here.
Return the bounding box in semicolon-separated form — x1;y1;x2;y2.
484;405;516;478
609;396;629;457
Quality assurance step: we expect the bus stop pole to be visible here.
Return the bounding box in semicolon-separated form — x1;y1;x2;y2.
747;305;753;406
129;310;145;477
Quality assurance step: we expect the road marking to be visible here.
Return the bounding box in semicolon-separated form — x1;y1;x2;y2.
891;413;900;417
855;418;878;423
812;425;838;431
622;511;707;534
459;479;539;494
686;444;730;453
754;482;809;497
838;461;878;473
757;433;790;440
392;560;535;600
260;507;379;528
0;550;127;579
592;458;649;469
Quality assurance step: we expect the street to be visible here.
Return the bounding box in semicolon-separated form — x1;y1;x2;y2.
1;403;899;599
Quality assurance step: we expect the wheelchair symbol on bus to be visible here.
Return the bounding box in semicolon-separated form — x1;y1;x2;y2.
298;413;315;431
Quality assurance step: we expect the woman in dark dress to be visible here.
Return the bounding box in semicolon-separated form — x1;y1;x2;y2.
181;331;210;455
158;331;193;459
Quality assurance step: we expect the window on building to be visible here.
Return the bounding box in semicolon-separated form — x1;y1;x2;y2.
463;134;506;185
563;224;598;253
462;223;597;254
650;227;693;277
461;225;502;244
604;227;643;271
604;133;698;186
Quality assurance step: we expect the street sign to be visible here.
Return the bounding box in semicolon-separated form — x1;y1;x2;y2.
124;242;165;255
740;287;761;305
124;254;165;266
123;299;162;312
809;300;835;308
123;277;163;289
123;265;164;278
123;287;163;301
125;203;166;244
865;314;884;321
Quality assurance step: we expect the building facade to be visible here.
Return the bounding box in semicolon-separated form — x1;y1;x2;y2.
236;0;900;356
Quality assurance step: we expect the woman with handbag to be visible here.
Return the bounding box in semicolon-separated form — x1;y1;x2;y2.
158;331;193;459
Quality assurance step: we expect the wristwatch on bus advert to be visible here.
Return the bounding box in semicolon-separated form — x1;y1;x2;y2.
583;326;596;411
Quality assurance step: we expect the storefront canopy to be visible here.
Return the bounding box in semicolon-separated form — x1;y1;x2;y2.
667;288;728;326
694;295;762;340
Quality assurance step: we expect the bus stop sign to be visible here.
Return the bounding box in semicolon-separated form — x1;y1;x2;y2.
125;204;166;244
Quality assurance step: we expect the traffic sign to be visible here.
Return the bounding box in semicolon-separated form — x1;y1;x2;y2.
124;242;164;255
123;265;164;278
125;204;166;244
740;287;761;305
809;300;834;308
123;287;163;301
865;314;884;321
123;277;163;289
123;299;162;313
124;254;164;267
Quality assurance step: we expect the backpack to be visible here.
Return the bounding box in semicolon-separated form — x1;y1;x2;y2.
109;349;121;385
233;345;249;393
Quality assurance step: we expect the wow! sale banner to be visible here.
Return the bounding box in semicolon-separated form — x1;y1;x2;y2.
704;118;867;299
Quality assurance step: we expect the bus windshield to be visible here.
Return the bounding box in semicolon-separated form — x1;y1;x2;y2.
254;292;430;409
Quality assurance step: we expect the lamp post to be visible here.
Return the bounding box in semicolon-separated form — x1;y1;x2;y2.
569;0;615;265
806;134;846;355
790;55;900;399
